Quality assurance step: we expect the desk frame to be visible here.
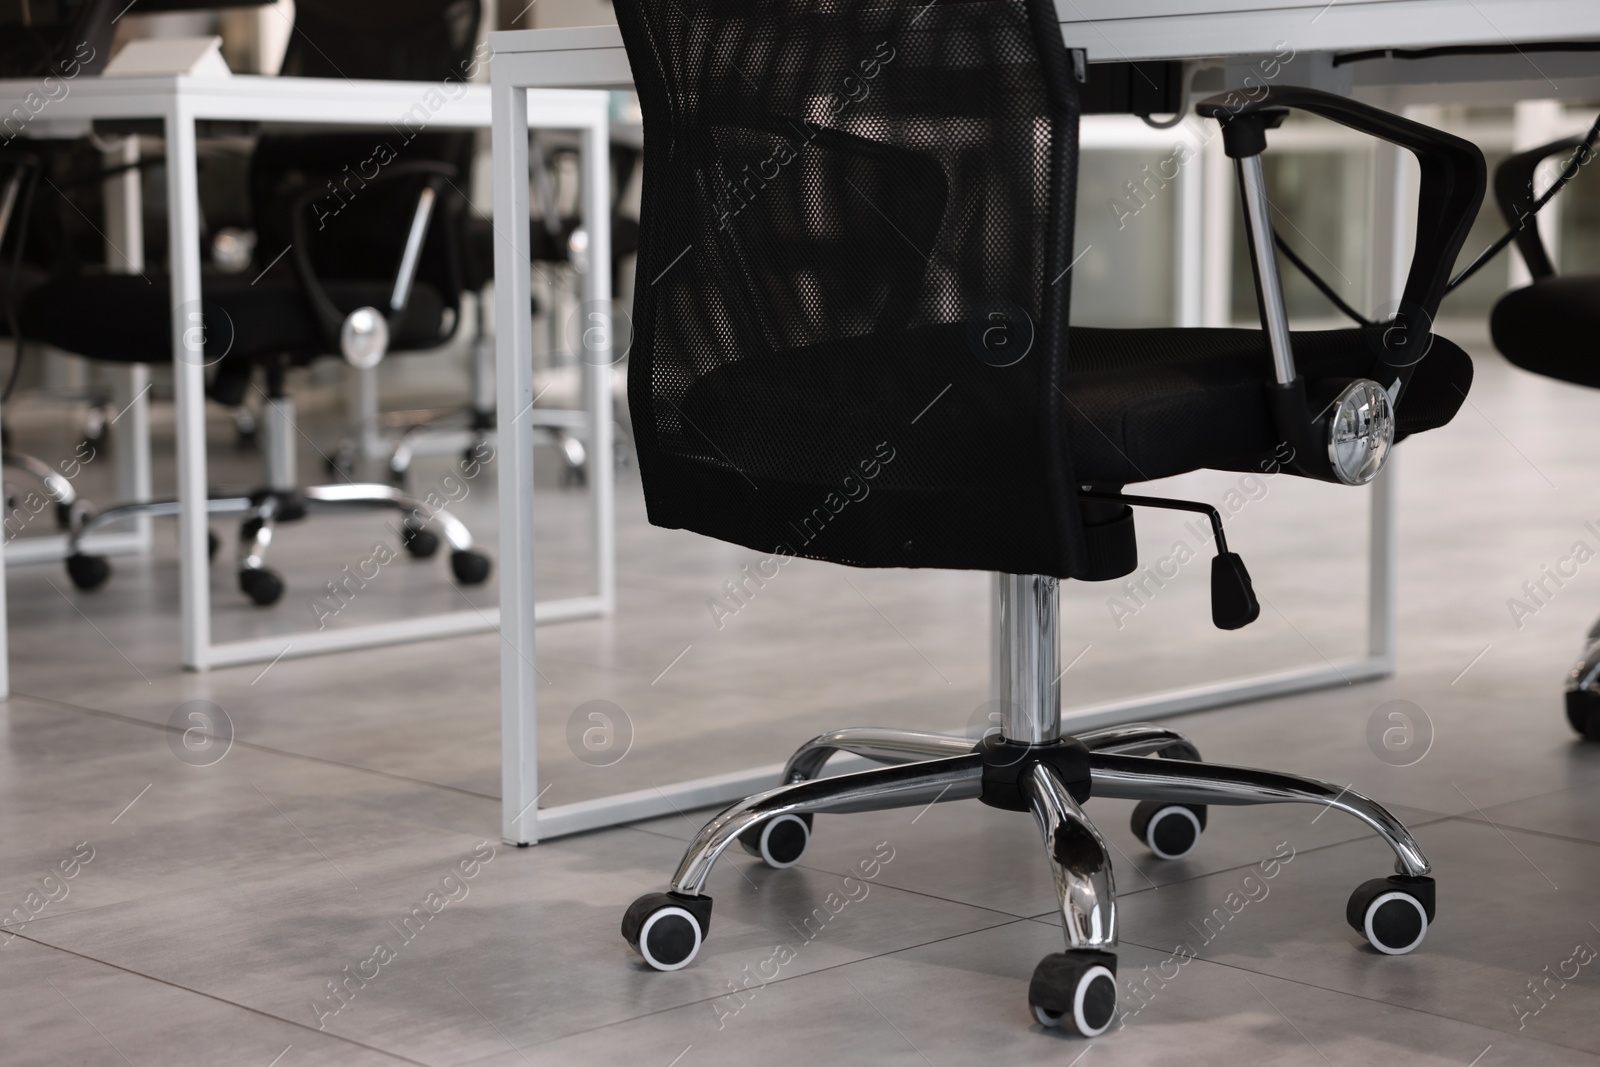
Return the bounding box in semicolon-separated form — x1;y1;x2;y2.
0;75;616;675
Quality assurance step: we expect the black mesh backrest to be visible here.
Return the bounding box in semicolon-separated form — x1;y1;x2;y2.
249;0;481;301
616;0;1094;578
0;0;115;80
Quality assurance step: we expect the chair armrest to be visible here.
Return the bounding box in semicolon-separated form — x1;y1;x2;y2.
1494;136;1585;282
1194;87;1484;484
283;160;456;353
1198;87;1485;341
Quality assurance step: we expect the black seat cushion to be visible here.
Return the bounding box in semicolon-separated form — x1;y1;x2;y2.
684;324;1473;486
18;273;447;365
1491;275;1600;388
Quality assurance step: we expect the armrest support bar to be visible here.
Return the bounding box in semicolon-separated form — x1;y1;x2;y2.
391;185;438;313
1494;136;1584;282
1198;87;1485;372
1236;153;1296;385
286;161;456;348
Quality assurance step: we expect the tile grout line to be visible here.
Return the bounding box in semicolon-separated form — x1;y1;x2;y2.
16;691;503;805
7;931;429;1066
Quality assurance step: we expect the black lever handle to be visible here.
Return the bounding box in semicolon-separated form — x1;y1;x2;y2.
1080;490;1261;632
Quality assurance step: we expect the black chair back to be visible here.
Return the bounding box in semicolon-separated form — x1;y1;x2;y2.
616;0;1097;577
249;0;482;306
0;0;115;81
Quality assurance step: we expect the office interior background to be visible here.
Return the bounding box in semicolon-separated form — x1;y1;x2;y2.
2;0;1600;1064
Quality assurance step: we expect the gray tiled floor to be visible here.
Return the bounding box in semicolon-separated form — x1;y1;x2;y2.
3;325;1600;1064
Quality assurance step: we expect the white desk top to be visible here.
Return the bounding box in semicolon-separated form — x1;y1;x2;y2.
0;74;605;134
491;2;1600;65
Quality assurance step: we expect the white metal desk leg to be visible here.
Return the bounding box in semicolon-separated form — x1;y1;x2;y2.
493;78;541;845
167;103;211;671
582;108;616;614
1366;128;1411;670
1368;460;1398;664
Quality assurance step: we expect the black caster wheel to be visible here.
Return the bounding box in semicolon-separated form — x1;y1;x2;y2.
239;567;285;607
1347;875;1433;955
401;522;440;559
1565;688;1600;741
1130;800;1206;860
1029;950;1118;1036
621;891;712;972
208;529;221;562
450;549;491;585
737;812;812;868
65;552;111;591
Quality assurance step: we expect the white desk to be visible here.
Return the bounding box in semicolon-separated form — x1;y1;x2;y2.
489;6;1600;845
0;74;614;674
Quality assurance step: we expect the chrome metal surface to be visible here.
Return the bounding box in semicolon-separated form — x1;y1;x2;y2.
340;308;390;370
669;755;983;896
391;186;437;311
1236;155;1297;386
1028;762;1117;950
241;496;278;572
1089;752;1430;876
782;728;978;784
4;453;77;507
263;396;297;493
302;483;475;552
997;574;1061;745
1074;723;1201;761
67;497;253;549
0;168;21;244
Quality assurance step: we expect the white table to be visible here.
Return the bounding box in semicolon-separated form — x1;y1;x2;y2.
490;5;1600;845
0;73;614;674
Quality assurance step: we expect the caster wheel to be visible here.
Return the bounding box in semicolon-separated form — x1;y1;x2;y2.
401;522;440;559
1347;875;1433;955
450;550;491;585
621;891;712;972
737;812;812;868
1029;950;1118;1036
207;530;220;562
239;568;285;607
1131;801;1206;860
65;553;111;591
1565;687;1600;741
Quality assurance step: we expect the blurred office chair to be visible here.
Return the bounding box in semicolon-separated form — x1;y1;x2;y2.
0;0;118;536
611;0;1485;1035
1489;138;1600;741
383;134;642;489
19;0;493;605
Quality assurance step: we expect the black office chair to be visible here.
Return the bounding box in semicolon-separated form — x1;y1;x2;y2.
1489;137;1600;741
611;0;1485;1036
19;0;493;605
384;141;643;489
0;0;119;535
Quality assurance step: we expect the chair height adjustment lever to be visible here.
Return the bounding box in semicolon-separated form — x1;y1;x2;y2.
1079;491;1261;631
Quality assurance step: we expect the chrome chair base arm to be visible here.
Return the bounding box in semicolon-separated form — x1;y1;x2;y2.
781;727;981;784
302;483;475;552
1089;752;1430;877
1028;761;1117;950
668;754;982;897
67;496;254;551
4;452;78;508
1074;722;1202;761
239;496;278;572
